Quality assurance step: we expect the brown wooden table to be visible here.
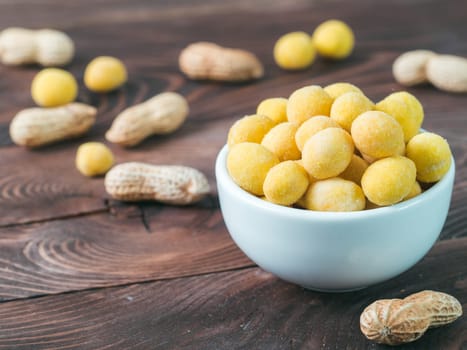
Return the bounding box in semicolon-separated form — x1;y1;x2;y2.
0;0;465;349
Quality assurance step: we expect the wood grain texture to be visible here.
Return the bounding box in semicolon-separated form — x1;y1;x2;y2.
0;237;465;350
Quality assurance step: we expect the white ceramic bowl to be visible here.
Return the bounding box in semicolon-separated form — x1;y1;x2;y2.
215;145;455;292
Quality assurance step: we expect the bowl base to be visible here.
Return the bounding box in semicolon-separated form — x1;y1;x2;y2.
300;285;367;293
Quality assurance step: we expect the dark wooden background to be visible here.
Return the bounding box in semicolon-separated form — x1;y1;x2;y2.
0;0;466;349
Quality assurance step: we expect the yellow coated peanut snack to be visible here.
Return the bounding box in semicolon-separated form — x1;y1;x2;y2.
361;156;417;206
287;85;333;124
31;68;78;107
324;82;363;100
263;161;309;205
312;20;354;60
304;177;365;211
406;132;452;183
84;56;127;92
375;91;424;142
273;31;316;70
261;122;301;161
302;127;354;179
339;154;369;185
404;181;422;201
75;142;114;177
330;92;374;131
295;116;340;151
351;111;405;159
227;142;279;196
256;98;288;124
227;114;275;147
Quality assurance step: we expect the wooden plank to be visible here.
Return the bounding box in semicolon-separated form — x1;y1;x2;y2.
0;237;465;350
0;205;253;301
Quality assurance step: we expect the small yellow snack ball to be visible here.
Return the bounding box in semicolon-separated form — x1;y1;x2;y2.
361;156;416;206
323;82;363;100
273;31;316;70
261;122;301;161
339;154;369;185
31;68;78;107
304;177;365;212
263;161;310;206
403;181;422;201
256;98;288;124
76;142;114;177
375;91;424;142
330;92;374;131
351;111;405;159
406;132;452;183
295;116;340;151
312;20;355;60
302;127;354;179
287;85;333;124
84;56;127;92
227;114;275;147
227;142;279;196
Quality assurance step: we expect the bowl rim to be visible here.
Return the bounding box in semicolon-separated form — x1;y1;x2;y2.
215;144;455;222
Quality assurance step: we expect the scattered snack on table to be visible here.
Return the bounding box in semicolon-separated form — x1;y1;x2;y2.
375;91;424;142
225;83;453;211
392;50;436;86
393;50;467;93
84;56;127;92
178;42;263;82
106;92;189;147
273;31;316;70
406;132;452;183
361;156;416;206
10;103;96;147
76;142;114;177
303;177;365;211
105;162;210;205
324;82;363;100
351;111;405;159
330;92;374;131
295;116;340;151
312;19;354;60
0;27;74;66
287;85;333;124
227;142;279;196
261;122;301;161
256;98;288;124
227;114;275;147
360;290;462;345
31;68;78;107
302;127;354;179
263;160;309;205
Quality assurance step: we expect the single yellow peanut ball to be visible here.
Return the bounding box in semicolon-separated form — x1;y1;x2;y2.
330;92;374;131
263;161;310;206
227;142;279;196
406;132;452;183
295;116;340;151
261;122;301;161
76;142;114;177
351;111;405;159
256;98;288;124
304;178;365;212
287;85;333;124
312;20;355;60
339;154;369;185
375;91;424;142
273;31;316;70
361;156;416;206
403;181;422;201
302;127;354;179
324;82;363;100
227;114;275;147
31;68;78;107
84;56;127;92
